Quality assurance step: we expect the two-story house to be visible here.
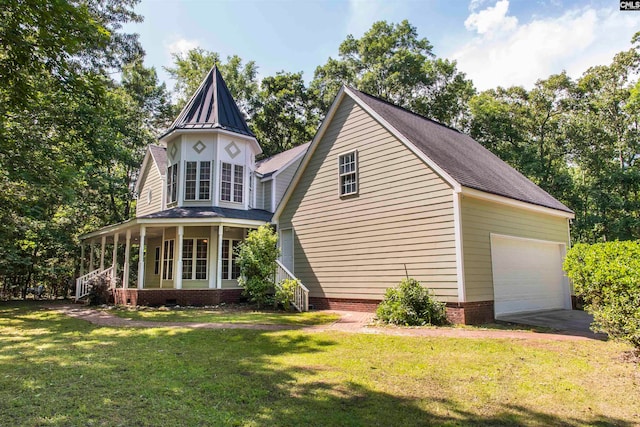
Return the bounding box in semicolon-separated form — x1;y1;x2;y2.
77;67;307;306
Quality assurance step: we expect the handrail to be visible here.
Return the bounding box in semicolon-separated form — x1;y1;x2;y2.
275;260;309;312
75;266;115;301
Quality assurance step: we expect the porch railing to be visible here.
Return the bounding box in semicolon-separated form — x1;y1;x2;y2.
75;266;115;301
275;260;309;312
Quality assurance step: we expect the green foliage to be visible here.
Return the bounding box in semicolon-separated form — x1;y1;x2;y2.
275;278;299;312
376;278;447;326
87;276;110;306
311;20;475;128
237;225;280;308
564;241;640;348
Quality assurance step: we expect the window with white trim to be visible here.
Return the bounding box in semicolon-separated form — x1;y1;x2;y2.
221;239;241;279
162;240;174;280
181;238;208;280
154;247;160;275
338;151;358;196
220;163;243;203
167;164;178;204
184;161;211;201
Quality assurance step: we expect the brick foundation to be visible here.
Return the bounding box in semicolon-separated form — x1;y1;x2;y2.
445;301;495;325
112;289;243;307
310;297;496;325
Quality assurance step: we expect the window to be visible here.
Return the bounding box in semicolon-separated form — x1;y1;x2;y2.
167;164;178;204
184;161;211;201
154;247;160;275
162;240;174;280
147;189;153;205
222;239;241;280
338;151;358;196
220;163;243;203
182;238;208;280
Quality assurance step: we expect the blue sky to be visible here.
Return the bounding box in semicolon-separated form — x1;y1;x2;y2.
125;0;639;92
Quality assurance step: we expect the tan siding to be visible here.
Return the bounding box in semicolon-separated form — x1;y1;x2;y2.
264;181;272;212
461;196;570;302
136;160;164;217
274;157;302;210
144;237;162;288
279;97;458;302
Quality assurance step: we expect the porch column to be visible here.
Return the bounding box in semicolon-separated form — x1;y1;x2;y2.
208;226;216;288
112;233;119;287
137;226;146;289
89;242;95;272
217;225;223;289
100;236;106;271
80;243;85;276
176;226;184;289
123;229;131;288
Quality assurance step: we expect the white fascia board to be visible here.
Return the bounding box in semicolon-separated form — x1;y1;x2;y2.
273;87;347;223
80;219;139;241
462;187;575;219
159;128;262;156
137;217;269;228
134;150;153;193
270;149;307;180
344;87;461;194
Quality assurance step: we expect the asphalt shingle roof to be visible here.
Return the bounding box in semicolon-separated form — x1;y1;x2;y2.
139;206;272;222
148;145;167;176
160;66;254;139
348;88;572;213
255;142;310;177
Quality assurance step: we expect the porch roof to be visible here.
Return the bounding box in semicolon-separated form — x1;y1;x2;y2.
79;207;272;241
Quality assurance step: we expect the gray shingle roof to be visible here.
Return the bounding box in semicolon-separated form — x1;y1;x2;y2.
348;88;572;213
139;206;272;222
149;145;167;176
255;142;310;177
160;66;254;139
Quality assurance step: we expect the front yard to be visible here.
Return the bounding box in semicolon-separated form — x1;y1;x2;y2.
0;302;638;426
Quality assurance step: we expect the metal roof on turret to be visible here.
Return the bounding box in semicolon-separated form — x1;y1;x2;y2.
159;66;254;139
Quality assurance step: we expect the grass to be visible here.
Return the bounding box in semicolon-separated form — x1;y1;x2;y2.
107;304;340;326
1;301;639;426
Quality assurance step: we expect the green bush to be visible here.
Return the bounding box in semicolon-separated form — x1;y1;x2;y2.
87;276;110;306
564;241;640;348
237;224;279;308
376;278;447;326
275;278;299;311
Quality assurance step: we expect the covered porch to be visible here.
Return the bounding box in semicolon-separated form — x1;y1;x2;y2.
77;210;271;305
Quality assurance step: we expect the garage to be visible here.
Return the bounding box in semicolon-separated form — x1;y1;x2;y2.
491;234;570;317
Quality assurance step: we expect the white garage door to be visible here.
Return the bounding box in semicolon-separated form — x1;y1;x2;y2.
491;235;569;317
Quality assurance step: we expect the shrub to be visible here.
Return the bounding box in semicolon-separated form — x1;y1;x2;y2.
275;278;299;311
87;276;110;306
237;224;279;308
376;278;447;326
564;241;640;348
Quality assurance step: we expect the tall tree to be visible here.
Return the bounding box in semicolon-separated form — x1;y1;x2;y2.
252;72;320;157
311;20;475;128
165;48;259;115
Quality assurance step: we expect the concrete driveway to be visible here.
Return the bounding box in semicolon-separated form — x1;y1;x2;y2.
497;309;606;339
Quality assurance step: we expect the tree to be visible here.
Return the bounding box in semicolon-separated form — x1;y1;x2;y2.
165;48;259;115
311;20;475;128
237;225;279;308
252;72;321;157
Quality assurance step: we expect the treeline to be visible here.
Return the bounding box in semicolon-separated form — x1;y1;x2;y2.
1;1;638;297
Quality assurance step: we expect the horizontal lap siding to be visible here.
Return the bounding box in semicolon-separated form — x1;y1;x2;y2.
461;196;570;302
275;157;302;209
136;161;163;217
279;97;458;302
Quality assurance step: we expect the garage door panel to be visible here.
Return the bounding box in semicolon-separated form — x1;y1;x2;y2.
491;236;568;316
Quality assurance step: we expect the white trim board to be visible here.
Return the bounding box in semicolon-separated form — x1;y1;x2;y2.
463;187;575;219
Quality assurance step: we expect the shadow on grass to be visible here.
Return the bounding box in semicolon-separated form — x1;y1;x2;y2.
0;302;633;426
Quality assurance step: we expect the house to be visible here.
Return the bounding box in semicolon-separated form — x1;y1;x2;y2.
273;86;575;324
77;67;306;306
79;67;575;324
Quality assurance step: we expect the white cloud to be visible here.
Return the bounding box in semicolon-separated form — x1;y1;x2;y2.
453;1;640;91
164;37;200;59
464;0;517;36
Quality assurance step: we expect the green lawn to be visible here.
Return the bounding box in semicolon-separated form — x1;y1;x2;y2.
1;302;638;426
107;305;340;326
